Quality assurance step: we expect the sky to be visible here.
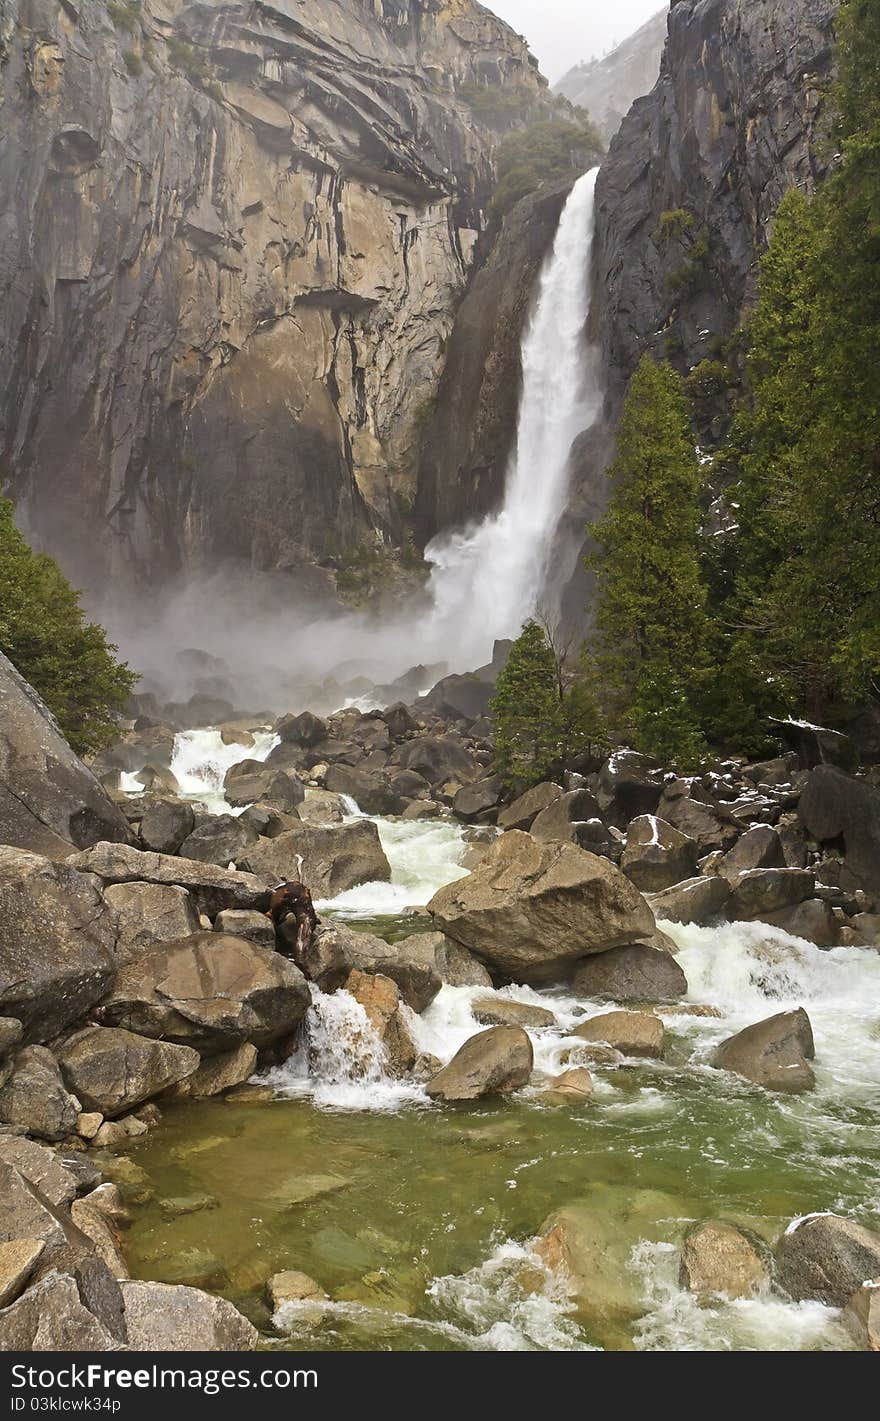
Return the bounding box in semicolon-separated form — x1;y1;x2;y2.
487;0;667;83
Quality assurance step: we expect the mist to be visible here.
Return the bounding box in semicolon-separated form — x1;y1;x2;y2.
489;0;667;82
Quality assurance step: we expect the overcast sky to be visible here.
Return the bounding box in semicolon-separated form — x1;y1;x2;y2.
487;0;667;83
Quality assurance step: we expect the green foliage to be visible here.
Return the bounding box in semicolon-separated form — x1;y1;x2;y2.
665;229;711;299
710;0;880;733
491;622;606;793
167;35;212;84
489;118;603;222
123;50;142;77
654;208;695;247
457;81;537;127
684;359;731;401
0;499;137;755
589;356;709;768
108;2;141;35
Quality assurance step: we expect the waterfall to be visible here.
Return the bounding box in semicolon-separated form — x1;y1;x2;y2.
421;167;602;667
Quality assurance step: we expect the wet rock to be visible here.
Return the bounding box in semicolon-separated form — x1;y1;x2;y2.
648;874;731;926
158;1195;219;1219
97;932;311;1054
302;923;440;1010
121;1280;257;1350
173;1043;258;1099
343;970;417;1077
775;1214;880;1307
425;1026;533;1102
213;909;276;950
453;776;502;821
543;1067;594;1100
471;997;557;1029
137;800;196;855
621;816;699;892
0;1270;121;1350
0;1239;45;1307
572;943;687;1003
728;868;815;921
0;848;117;1041
106;882;200;964
179;814;259;867
267;1270;328;1309
243;821;391;898
70;842;272;917
224;763;304;814
799;765;880;896
842;1280;880;1351
573;1009;665;1059
711;1007;815;1093
0;650;132;856
765;898;838;947
430;935;494;988
57;1026;199;1117
0;1047;79;1141
679;1220;771;1298
428;830;658;986
497;782;564;831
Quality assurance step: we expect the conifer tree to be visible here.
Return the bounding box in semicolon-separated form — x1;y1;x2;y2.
0;498;137;755
589;356;709;765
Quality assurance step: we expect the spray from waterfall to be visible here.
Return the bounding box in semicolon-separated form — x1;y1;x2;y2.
421;167;603;667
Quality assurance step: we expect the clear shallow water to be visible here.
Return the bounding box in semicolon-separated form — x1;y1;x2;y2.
117;731;880;1349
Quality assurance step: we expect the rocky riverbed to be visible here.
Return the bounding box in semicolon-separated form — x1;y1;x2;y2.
1;649;879;1351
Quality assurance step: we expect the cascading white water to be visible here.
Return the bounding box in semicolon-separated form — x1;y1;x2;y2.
420;167;603;668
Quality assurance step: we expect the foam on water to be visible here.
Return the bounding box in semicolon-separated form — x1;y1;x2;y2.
316;808;472;917
167;727;279;812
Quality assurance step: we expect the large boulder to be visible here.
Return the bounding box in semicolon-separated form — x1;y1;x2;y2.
572;944;687;1003
275;711;328;747
224;759;305;810
390;930;493;989
798;765;880;896
573;1009;665;1059
0;1160;90;1275
324;765;403;815
420;673;494;722
728;868;815;921
121;1279;257;1350
57;1026;199;1117
0;1137;80;1209
775;1214;880;1307
842;1281;880;1351
0;1047;79;1141
452;776;502;822
105;882;200;965
656;781;739;853
621;816;699;892
765;898;839;947
596;752;663;828
679;1220;771;1299
302;923;441;1010
529;790;609;850
97;932;310;1055
0;650;133;856
213;909;276;950
428;831;657;986
497;782;563;831
343;970;417;1077
717;826;786;882
0;1270;121;1350
471;997;556;1029
137;800;195;855
425;1026;533;1101
0;848;117;1040
243;821;390;898
398;736;477;786
711;1007;815;1092
295;790;349;827
648;874;731;926
69;842;273;917
0;1240;45;1308
178;814;259;867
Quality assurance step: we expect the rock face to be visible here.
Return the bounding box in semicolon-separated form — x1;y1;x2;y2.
799;766;880;897
97;932;310;1054
0;0;548;600
0;849;117;1041
428;830;658;985
105;882;200;964
711;1007;815;1093
554;9;668;142
69;842;272;917
0;651;132;856
775;1214;880;1307
425;1026;533;1101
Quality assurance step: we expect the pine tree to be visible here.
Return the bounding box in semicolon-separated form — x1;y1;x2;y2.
0;498;137;755
589;356;709;765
